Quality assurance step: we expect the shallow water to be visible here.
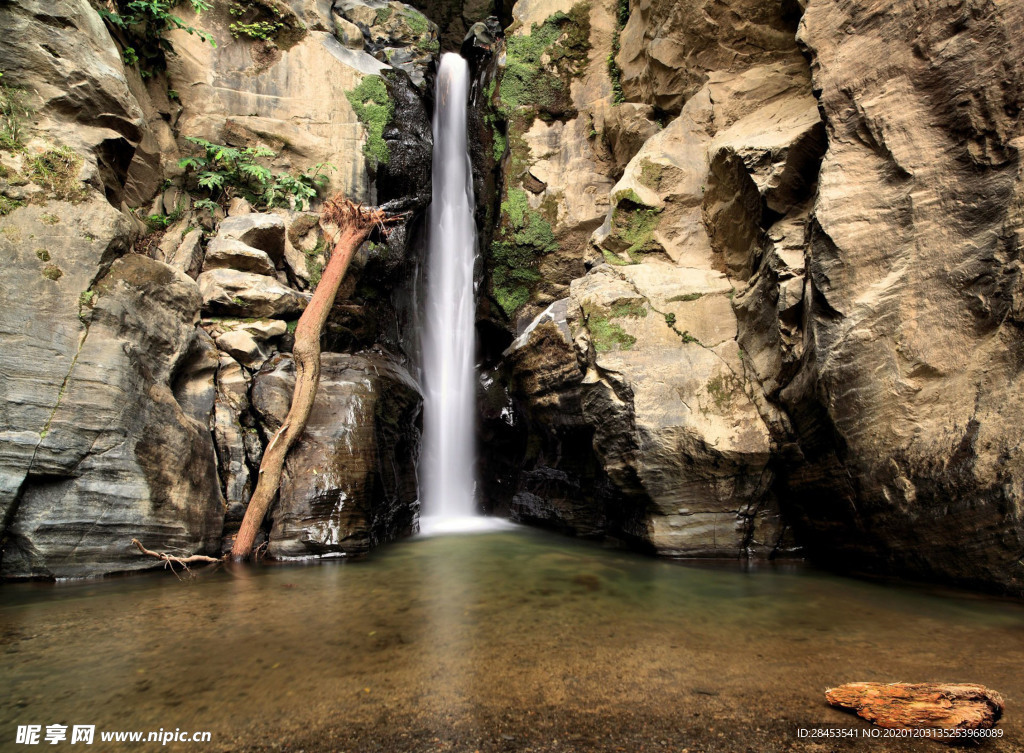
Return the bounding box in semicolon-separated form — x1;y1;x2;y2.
2;527;1023;752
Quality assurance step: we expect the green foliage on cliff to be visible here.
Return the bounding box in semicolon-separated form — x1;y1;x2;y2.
346;76;393;167
178;137;332;210
612;191;662;260
588;315;635;352
491;188;558;316
98;0;216;76
0;72;31;151
608;0;628;104
29;146;87;202
497;3;591;120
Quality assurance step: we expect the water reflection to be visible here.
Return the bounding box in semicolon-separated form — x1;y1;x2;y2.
2;528;1023;750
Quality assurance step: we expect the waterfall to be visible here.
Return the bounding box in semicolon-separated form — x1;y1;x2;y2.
418;53;488;534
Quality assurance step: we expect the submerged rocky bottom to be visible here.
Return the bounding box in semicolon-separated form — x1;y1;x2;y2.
2;527;1023;752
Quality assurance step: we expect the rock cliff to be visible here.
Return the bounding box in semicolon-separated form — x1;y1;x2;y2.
485;0;1024;591
1;0;1022;592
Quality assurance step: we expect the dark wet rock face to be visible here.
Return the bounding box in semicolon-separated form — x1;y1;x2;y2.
378;71;434;206
252;353;422;558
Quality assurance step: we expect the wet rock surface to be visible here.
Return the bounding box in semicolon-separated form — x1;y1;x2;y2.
252;353;422;558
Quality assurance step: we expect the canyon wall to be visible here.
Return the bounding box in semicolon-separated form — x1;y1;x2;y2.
486;0;1024;591
1;0;1022;592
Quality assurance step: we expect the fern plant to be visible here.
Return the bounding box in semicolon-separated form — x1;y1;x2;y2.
178;137;333;211
98;0;216;76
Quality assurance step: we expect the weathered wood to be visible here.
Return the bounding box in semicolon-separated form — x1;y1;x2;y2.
825;682;1004;730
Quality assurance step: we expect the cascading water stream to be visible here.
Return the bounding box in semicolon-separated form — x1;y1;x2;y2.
419;53;506;535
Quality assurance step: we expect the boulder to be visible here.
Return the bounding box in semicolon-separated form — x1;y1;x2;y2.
616;0;804;114
203;238;277;276
251;353;422;558
215;329;273;369
216;215;287;264
165;228;206;279
166;12;389;202
198;268;309;318
0;0;146;202
503;300;613;538
568;265;781;555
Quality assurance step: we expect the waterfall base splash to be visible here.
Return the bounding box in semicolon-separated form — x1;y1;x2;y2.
418;516;517;536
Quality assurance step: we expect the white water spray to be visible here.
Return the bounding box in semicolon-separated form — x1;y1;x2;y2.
419;54;507;535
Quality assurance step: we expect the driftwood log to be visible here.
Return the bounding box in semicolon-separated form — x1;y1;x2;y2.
131;539;221;578
826;682;1004;730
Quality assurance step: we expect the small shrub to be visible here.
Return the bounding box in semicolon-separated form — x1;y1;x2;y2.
0;195;24;216
666;292;702;303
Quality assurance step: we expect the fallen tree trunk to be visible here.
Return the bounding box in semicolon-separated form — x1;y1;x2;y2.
231;198;398;560
826;682;1004;730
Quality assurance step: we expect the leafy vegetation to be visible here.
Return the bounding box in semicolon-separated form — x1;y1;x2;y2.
491;188;558;316
345;76;393;167
178;137;332;210
98;0;216;76
0;196;24;216
638;159;664;189
229;1;284;40
666;292;703;303
41;263;63;281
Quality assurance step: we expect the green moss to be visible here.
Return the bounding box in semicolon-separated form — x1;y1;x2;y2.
29;146;86;202
497;3;591;120
601;249;634;266
638;159;664;189
305;237;325;290
607;0;628;105
492;129;507;162
375;6;393;24
285;319;299;335
402;8;429;35
666;292;703;303
589;315;635;352
491;188;558;316
40;212;60;225
41;263;63;281
611;193;662;260
35;248;50;261
706;375;733;409
0;195;24;216
609;301;647;319
346;75;393;167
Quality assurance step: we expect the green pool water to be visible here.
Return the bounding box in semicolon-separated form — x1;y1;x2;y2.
2;526;1022;752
